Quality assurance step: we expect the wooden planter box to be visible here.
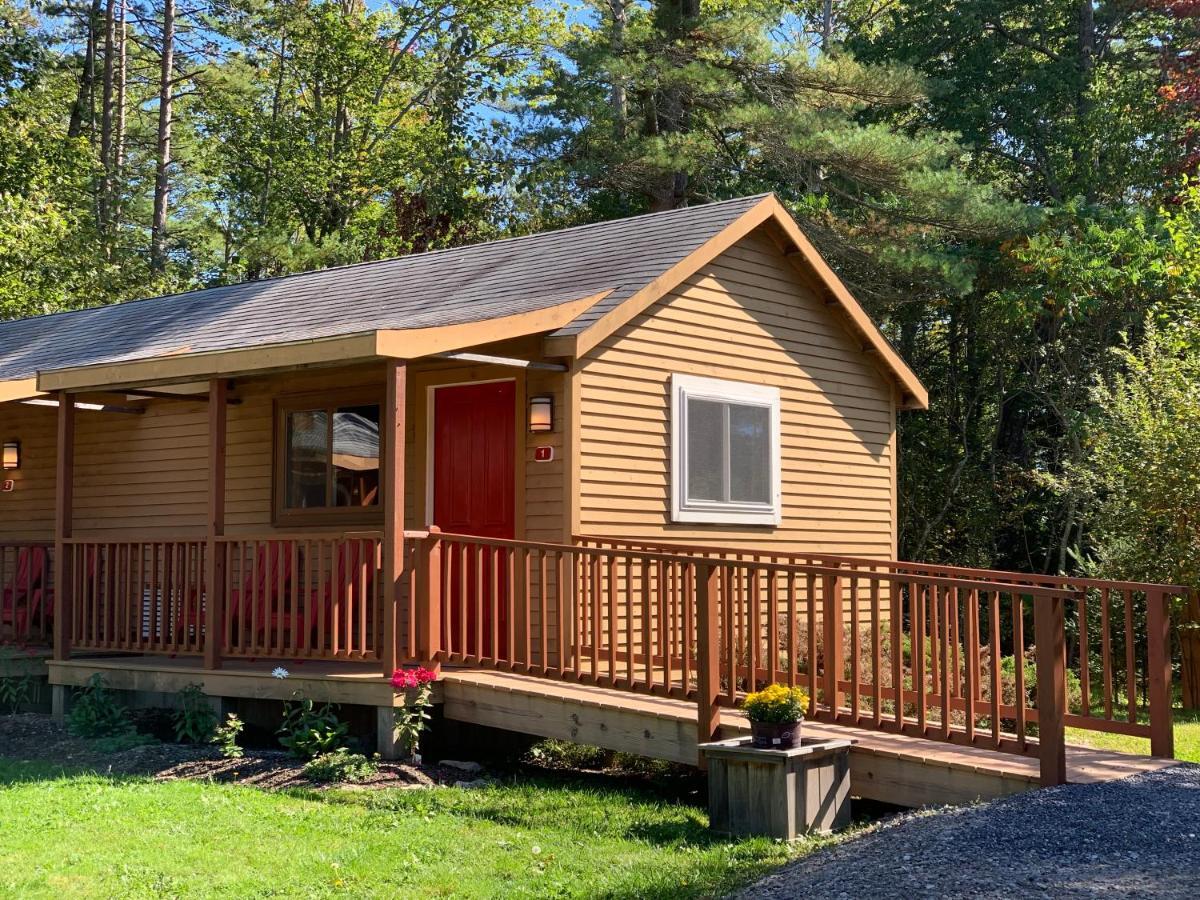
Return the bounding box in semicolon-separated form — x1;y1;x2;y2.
700;736;854;840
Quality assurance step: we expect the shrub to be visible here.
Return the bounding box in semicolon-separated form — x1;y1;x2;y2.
67;674;133;739
742;684;809;723
213;713;245;759
0;648;37;714
172;683;218;744
303;749;379;783
278;695;348;759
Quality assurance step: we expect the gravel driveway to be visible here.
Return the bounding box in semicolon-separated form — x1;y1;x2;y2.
737;765;1200;899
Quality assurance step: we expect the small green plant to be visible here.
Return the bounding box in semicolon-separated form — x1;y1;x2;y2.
277;694;348;759
391;667;437;760
742;684;809;724
67;674;133;739
172;683;218;744
302;748;379;783
213;713;245;759
0;648;37;714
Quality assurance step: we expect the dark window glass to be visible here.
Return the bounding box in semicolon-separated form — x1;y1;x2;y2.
286;409;328;509
729;404;770;503
283;403;380;511
333;405;381;507
686;398;725;502
684;397;772;507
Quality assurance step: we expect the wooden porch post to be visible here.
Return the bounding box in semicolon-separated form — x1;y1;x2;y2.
696;562;721;747
1146;588;1175;759
1034;592;1067;786
52;392;75;661
822;568;844;716
382;360;406;677
203;378;227;670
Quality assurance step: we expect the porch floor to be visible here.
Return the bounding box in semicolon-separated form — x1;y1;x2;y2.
46;654;1175;808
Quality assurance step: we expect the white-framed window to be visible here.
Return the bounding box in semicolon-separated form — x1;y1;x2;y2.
670;374;781;525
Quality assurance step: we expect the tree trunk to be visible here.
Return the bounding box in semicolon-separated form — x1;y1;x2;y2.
151;0;175;273
99;0;117;243
113;0;127;229
67;0;103;141
647;0;700;211
1075;0;1096;203
608;0;627;142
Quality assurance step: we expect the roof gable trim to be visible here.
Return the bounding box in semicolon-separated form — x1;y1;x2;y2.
545;195;928;411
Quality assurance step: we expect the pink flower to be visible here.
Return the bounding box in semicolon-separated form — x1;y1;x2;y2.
391;667;436;691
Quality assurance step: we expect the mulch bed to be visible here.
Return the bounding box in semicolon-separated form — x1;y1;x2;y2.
0;713;471;790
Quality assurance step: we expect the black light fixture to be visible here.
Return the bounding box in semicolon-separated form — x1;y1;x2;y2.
2;441;19;470
529;396;554;433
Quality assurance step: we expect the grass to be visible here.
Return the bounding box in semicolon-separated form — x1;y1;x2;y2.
1065;708;1200;762
0;758;829;899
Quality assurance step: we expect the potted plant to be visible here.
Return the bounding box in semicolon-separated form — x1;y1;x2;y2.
742;684;809;749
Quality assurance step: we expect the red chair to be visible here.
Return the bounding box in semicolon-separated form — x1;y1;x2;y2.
227;541;297;644
1;546;50;638
24;546;100;640
307;539;377;651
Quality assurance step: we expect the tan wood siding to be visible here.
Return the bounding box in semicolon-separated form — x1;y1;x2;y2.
576;230;897;558
0;356;564;546
0;403;57;540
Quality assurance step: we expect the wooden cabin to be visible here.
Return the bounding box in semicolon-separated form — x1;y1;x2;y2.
0;194;1176;803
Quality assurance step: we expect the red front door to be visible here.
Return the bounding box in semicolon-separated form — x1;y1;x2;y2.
432;380;516;658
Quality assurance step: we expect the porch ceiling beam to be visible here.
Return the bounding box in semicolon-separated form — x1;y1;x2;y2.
21;398;144;415
120;388;241;404
433;352;567;372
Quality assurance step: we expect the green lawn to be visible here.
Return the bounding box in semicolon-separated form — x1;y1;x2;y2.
1066;709;1200;762
0;758;823;899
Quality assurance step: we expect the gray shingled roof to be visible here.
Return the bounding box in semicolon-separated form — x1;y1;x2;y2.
0;195;768;383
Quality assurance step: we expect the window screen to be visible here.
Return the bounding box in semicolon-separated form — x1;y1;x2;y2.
672;375;780;525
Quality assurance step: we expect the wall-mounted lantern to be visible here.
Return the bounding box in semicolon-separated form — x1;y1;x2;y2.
529;396;554;433
2;441;19;470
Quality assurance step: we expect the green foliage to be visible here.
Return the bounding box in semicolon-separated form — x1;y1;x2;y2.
519;0;1024;298
302;749;379;784
171;684;218;745
66;675;133;740
0;648;37;714
392;681;433;759
278;694;348;759
213;713;246;759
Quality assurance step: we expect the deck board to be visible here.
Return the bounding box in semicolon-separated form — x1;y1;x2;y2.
439;669;1175;806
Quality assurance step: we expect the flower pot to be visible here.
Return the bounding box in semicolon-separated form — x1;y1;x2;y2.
749;719;801;749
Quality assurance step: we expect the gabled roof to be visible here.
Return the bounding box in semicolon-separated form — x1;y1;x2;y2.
0;194;927;408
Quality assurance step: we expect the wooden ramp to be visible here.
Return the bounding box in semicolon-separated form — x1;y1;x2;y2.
440;669;1176;808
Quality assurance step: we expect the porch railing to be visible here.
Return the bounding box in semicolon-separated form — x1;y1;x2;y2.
59;532;386;661
397;529;1180;784
48;525;1181;784
0;540;53;645
576;535;1180;765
